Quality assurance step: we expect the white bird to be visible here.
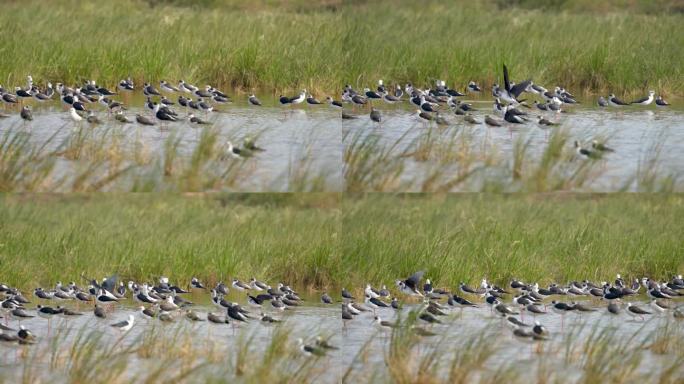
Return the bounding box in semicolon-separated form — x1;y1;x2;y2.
224;141;245;159
69;107;83;122
111;314;135;332
365;284;379;299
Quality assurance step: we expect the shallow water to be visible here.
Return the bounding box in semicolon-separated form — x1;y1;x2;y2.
343;97;684;191
1;94;682;192
0;291;681;382
0;94;343;192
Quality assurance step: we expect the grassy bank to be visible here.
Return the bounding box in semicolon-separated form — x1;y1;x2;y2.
0;0;682;95
342;194;684;289
0;194;341;289
0;193;682;291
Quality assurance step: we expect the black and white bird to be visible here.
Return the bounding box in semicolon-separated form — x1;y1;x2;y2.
225;141;244;159
374;315;397;329
232;279;251;291
154;104;177;122
574;141;598;159
279;95;292;105
326;96;343;109
306;94;322;105
160;80;180;93
96;289;119;305
364;88;382;100
197;98;213;113
467;81;481;93
179;80;198;94
631;90;655;105
504;315;530;328
290;90;306;105
459;282;486;296
118;79;134;91
247;294;272;307
551;301;575;315
188;113;210;125
504;107;526;124
249;278;270;291
36;305;62;319
111;314;135;331
365;294;390;309
341;288;355;300
34;288;53;300
298;338;326;357
534;101;549;111
15;86;32;100
227;304;249;323
190;277;205;290
538;116;558;126
655;95;670;107
143;83;161;96
248;94;262;106
450;295;477;308
532;321;549;339
351;94;368;107
32;89;51;103
396;271;424;296
500;64;531;104
160;96;175;106
382;92;401;104
194;86;213;98
139;305;157;319
608;94;630;107
259;312;281;323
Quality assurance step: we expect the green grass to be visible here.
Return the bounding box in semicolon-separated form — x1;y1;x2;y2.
342;194;684;290
0;193;682;291
0;0;682;95
0;194;342;289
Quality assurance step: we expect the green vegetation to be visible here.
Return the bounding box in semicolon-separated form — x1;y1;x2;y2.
0;193;682;291
0;194;341;289
0;0;682;94
342;194;684;290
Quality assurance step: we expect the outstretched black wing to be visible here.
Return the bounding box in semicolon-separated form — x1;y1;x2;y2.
404;271;424;289
503;64;532;98
510;80;532;98
101;274;118;293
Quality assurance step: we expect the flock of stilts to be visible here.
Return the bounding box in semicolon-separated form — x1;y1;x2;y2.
0;64;674;158
344;272;684;342
1;272;683;354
